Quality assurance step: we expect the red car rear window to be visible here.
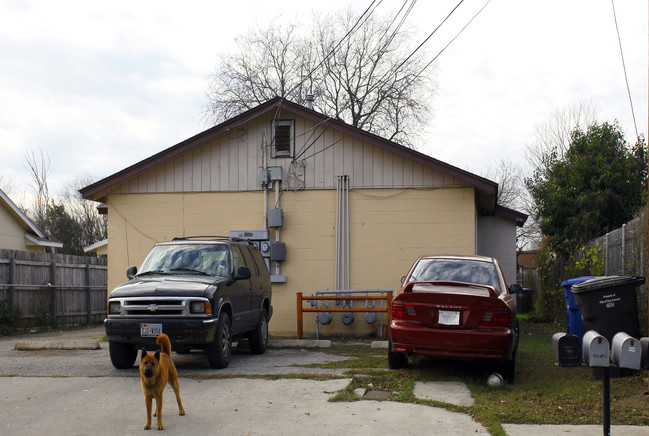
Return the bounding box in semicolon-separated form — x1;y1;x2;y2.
408;259;501;292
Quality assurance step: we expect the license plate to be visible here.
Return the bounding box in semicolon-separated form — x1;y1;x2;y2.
438;310;460;326
140;323;162;337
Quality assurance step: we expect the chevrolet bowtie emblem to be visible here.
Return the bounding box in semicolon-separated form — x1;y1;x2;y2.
147;304;160;312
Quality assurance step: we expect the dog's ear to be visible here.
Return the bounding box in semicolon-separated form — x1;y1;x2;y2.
140;348;148;361
154;351;160;362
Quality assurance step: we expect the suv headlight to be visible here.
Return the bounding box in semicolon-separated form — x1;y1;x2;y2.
190;300;211;315
108;301;121;315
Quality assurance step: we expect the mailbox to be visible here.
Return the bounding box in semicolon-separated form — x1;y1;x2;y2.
611;332;641;370
582;330;609;367
640;337;649;370
552;332;582;367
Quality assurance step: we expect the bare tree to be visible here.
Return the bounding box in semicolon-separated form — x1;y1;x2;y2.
482;159;522;210
525;101;600;173
0;175;16;196
205;22;317;122
520;102;602;250
205;7;436;148
482;159;539;251
24;149;51;227
61;176;107;249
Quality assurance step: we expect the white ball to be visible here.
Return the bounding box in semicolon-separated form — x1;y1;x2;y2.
487;373;504;388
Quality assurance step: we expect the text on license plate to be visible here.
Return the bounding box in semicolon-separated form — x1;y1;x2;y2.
438;310;460;326
140;323;162;337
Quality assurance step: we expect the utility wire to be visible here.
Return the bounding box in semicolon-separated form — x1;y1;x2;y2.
610;0;640;142
411;0;492;82
284;0;383;98
393;0;465;73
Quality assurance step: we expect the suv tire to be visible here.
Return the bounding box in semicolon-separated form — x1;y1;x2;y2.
249;308;268;355
207;312;232;369
109;341;138;369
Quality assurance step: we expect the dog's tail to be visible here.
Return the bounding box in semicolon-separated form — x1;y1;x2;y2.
156;333;172;355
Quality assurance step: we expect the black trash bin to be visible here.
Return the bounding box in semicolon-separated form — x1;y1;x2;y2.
570;275;645;343
515;288;535;314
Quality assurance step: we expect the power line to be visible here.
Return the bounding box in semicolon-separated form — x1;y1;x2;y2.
285;0;383;98
393;0;465;73
412;0;492;81
610;0;640;142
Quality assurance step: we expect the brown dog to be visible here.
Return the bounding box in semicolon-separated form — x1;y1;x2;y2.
139;334;185;430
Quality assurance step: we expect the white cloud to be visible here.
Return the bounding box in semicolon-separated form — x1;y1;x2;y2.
0;0;646;203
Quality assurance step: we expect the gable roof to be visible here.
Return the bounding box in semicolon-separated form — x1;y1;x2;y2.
0;189;64;249
80;97;498;211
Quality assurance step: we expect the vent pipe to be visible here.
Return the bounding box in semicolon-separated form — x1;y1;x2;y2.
306;94;314;110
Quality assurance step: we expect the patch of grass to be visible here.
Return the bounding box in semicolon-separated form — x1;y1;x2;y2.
469;318;649;430
184;373;344;382
311;317;649;434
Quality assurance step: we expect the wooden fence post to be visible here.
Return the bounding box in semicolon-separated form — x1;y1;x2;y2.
49;257;56;325
85;263;91;325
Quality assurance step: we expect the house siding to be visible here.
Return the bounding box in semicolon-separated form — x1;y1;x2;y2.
106;187;476;335
113;113;470;195
0;206;32;251
477;215;517;285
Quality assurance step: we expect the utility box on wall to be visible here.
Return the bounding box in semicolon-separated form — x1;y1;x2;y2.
268;208;284;228
269;241;286;261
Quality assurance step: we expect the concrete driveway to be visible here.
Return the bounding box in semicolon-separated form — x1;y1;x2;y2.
0;327;647;436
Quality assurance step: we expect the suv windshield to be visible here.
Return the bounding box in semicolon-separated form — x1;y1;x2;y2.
139;244;230;277
408;258;500;291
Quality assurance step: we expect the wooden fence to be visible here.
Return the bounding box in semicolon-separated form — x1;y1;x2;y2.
0;249;107;328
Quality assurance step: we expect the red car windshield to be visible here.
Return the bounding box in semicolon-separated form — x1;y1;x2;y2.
407;258;501;292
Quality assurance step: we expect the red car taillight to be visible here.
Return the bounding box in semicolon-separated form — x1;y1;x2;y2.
392;300;418;320
479;308;511;326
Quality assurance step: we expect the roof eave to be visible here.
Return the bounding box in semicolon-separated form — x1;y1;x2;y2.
25;233;64;248
80;98;498;210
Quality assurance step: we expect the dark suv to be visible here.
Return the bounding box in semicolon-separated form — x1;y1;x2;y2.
105;237;272;369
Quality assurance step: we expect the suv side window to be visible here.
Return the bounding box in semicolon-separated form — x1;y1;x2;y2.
242;246;260;276
231;246;246;272
247;246;267;274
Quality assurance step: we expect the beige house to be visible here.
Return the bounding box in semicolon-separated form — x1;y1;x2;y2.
0;189;63;252
81;98;526;336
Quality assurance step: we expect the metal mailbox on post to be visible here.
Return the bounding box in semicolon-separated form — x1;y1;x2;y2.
552;332;581;367
611;332;641;370
641;337;649;370
582;330;609;367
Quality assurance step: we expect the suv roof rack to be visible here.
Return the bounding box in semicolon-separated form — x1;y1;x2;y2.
170;236;257;246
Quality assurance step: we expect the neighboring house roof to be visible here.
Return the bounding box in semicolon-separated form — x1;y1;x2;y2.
80;98;502;214
517;250;538;269
0;189;64;249
495;205;528;228
84;238;108;254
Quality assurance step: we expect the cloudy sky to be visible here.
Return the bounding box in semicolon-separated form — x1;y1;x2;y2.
0;0;646;203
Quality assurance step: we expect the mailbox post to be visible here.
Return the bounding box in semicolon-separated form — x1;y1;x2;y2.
552;329;649;436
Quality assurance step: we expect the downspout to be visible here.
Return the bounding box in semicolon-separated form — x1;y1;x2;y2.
336;175;350;290
274;179;281;276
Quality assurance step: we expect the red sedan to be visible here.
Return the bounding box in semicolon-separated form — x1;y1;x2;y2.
388;255;521;383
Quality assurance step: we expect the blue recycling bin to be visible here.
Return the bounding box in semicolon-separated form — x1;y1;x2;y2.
561;276;596;339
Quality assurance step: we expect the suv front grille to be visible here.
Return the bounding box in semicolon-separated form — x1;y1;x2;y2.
109;297;209;318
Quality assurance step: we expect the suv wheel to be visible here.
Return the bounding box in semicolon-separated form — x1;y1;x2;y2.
207;312;232;369
108;341;138;369
249;308;268;355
